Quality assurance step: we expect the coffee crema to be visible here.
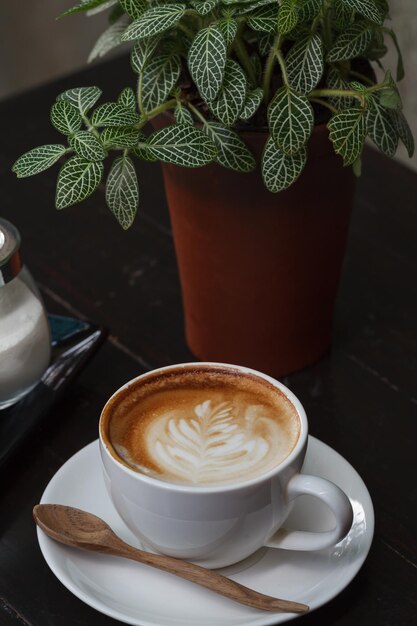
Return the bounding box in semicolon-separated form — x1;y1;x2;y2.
101;366;301;486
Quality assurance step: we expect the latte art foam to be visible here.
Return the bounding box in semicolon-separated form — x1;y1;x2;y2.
103;367;300;486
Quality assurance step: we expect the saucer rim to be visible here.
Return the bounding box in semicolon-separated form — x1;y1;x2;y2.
37;436;374;626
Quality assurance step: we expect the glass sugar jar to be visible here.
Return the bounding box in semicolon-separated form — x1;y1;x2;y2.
0;218;51;409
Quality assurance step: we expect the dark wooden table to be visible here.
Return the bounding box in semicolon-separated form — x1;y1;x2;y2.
0;55;416;626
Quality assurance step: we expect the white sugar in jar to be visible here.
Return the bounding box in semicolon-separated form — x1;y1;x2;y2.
0;219;51;409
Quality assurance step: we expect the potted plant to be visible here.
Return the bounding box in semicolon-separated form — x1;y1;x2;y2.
13;0;413;376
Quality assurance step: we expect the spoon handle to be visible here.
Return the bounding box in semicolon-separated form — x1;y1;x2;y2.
115;542;308;613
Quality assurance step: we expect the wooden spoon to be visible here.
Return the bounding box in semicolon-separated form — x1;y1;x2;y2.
34;504;309;614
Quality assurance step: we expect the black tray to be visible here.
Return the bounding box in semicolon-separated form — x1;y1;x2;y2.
0;314;107;471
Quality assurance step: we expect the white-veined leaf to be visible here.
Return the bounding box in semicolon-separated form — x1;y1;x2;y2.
106;155;139;229
258;32;275;56
51;100;83;135
58;86;102;115
204;122;256;172
333;0;354;28
101;126;141;148
88;15;130;62
118;87;136;110
286;33;324;94
86;0;117;15
61;0;113;16
191;0;219;15
141;53;181;112
217;18;238;47
327;21;373;62
69;131;107;161
391;110;414;158
131;37;160;73
91;102;140;127
175;104;194;125
340;0;383;24
188;25;227;103
262;137;307;192
366;98;398;157
119;0;147;18
132;131;158;161
247;5;279;34
148;124;216;167
208;59;246;126
277;0;298;34
240;87;263;120
268;86;313;155
121;4;186;41
326;68;356;110
298;0;322;23
327;108;366;166
55;156;103;208
12;145;66;178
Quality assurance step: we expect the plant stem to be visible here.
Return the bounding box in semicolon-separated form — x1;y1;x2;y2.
262;36;280;103
308;97;338;114
136;99;177;128
348;70;375;86
82;114;100;139
233;34;257;86
276;49;289;87
177;21;195;39
188;102;209;126
137;73;146;118
309;88;365;104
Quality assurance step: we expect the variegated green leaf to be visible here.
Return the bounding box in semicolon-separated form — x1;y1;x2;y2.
175;104;194;125
366;97;398;157
141;54;181;111
101;126;141;148
12;145;66;178
208;59;246;126
327;21;372;62
262;137;307;192
277;0;298;35
286;33;324;94
333;0;354;28
51;101;82;135
58;86;102;115
91;103;140;127
121;4;186;41
88;15;130;62
69;131;107;161
204;122;256;172
148;124;216;167
191;0;219;16
188;25;227;103
391;110;414;158
298;0;322;23
240;87;263;120
258;32;275;56
340;0;383;24
328;108;366;166
86;0;117;16
133;131;158;161
131;37;160;73
106;155;139;229
55;156;103;209
118;87;136;110
247;5;279;34
217;18;238;47
119;0;147;19
61;0;112;17
326;68;355;110
268;86;314;155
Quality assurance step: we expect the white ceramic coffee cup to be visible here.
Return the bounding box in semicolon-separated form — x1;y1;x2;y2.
99;363;353;569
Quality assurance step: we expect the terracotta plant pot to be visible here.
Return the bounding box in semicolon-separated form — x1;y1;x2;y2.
159;124;355;377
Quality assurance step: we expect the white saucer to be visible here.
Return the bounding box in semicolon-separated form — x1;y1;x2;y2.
38;437;374;626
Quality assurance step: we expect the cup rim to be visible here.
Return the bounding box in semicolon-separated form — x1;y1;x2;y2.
99;362;308;493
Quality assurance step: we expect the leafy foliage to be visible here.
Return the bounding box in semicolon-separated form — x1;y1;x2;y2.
15;0;413;228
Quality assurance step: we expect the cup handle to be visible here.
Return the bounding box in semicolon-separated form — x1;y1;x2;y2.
265;474;353;551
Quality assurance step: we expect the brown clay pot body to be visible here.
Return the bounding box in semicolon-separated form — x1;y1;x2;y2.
159;125;355;377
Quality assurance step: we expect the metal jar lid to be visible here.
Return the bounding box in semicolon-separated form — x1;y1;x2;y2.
0;218;22;286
